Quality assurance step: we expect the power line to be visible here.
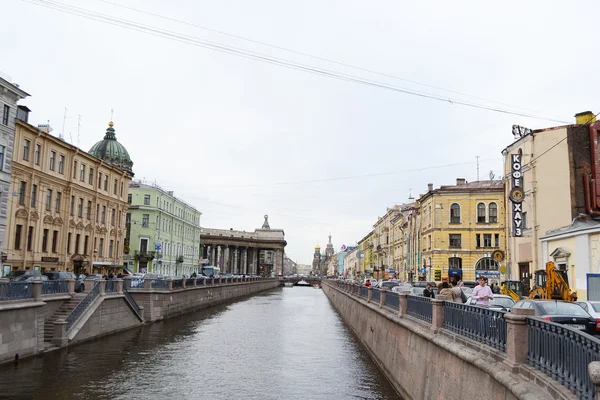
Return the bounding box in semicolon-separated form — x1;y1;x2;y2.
21;0;570;124
95;0;547;117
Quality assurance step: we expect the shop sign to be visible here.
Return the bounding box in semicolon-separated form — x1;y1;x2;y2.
509;149;525;237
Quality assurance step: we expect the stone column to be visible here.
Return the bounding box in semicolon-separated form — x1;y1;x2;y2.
116;278;123;294
144;277;153;289
223;246;230;274
431;299;445;333
588;362;600;400
242;247;248;275
32;281;42;302
84;277;96;293
53;320;68;347
399;292;410;318
233;246;239;274
379;288;386;308
217;246;222;270
98;279;106;295
274;249;284;276
66;278;75;295
367;287;373;302
503;307;535;372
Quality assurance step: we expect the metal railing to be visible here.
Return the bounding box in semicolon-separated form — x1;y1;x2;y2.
444;302;507;351
151;279;169;289
371;288;380;303
0;281;33;300
406;295;432;323
105;279;117;293
185;278;195;287
42;280;68;295
384;291;400;310
527;317;600;400
172;279;183;289
66;282;100;331
125;277;144;289
122;287;142;319
361;286;368;297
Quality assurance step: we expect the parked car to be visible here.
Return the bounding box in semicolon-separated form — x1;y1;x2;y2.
465;294;515;311
575;301;600;333
410;286;438;297
5;270;41;281
513;299;597;334
43;271;84;292
391;283;413;293
379;281;401;290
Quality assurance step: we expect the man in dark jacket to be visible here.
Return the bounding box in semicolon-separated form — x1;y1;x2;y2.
423;283;435;298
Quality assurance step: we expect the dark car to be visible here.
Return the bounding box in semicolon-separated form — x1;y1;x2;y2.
513;299;597;334
43;271;84;292
5;270;41;281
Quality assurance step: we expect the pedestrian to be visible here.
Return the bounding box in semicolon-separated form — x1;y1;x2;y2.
457;279;464;288
472;277;494;306
423;283;435;298
364;280;371;287
439;281;454;300
450;280;465;303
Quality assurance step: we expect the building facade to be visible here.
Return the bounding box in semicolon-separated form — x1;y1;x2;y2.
418;179;506;284
5;118;132;274
373;206;400;278
0;78;29;262
357;231;374;279
125;181;202;277
503;112;600;298
312;235;334;275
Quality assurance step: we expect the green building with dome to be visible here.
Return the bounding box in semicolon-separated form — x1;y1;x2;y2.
88;121;134;177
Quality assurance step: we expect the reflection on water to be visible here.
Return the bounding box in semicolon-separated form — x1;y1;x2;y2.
0;288;401;400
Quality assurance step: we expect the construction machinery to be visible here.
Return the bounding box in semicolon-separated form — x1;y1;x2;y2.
501;280;526;301
528;261;578;301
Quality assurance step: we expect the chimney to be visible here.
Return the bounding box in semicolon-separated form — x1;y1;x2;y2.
427;183;433;192
456;178;466;185
575;111;596;124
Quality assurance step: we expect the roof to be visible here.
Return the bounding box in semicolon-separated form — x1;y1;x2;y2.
420;180;504;202
88;122;134;176
541;215;600;240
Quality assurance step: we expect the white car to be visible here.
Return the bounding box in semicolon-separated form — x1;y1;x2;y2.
575;301;600;321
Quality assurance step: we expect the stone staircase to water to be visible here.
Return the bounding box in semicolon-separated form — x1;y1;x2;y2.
43;293;87;343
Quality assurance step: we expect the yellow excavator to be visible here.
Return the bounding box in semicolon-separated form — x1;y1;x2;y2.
528;261;577;301
501;280;526;301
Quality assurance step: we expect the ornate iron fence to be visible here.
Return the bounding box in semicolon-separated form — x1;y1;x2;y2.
151;279;169;289
444;302;507;351
384;291;400;310
105;280;117;293
527;317;600;400
42;280;68;295
371;288;380;303
406;295;432;323
0;282;33;300
185;278;195;287
361;286;368;297
172;279;183;289
125;277;144;289
66;282;100;331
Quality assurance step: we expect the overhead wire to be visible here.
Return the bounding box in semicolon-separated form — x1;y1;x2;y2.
20;0;570;124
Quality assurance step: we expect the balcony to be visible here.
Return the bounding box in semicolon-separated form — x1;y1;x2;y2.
134;250;156;262
176;255;184;264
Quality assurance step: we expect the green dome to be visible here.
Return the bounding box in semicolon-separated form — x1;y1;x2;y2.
88;122;134;176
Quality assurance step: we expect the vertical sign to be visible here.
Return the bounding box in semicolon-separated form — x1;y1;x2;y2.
509;149;525;237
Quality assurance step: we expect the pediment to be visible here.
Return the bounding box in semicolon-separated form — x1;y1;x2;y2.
550;247;571;259
85;224;93;232
43;215;54;224
110;228;117;236
100;227;108;234
54;217;64;225
30;211;39;221
15;209;28;219
69;220;76;228
95;225;101;233
76;222;85;230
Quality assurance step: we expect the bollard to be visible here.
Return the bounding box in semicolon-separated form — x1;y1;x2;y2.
167;279;173;290
116;278;123;294
32;280;42;301
211;277;214;285
192;278;197;287
588;361;600;400
84;277;97;293
98;279;106;295
53;319;68;347
66;278;75;295
379;288;386;308
144;277;153;289
399;291;410;318
181;278;186;289
367;286;373;302
503;307;535;373
431;299;445;333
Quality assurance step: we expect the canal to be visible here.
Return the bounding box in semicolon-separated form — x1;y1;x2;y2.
0;287;401;399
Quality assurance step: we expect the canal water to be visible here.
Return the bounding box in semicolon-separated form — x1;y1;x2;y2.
0;287;401;400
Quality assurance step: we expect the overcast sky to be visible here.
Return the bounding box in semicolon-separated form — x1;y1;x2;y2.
3;0;599;264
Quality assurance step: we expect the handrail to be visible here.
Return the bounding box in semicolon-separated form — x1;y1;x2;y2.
65;282;100;331
122;287;142;320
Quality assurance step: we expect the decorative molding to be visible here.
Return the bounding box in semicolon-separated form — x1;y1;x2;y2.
15;209;28;218
43;215;54;224
76;222;85;230
30;211;39;220
69;220;76;228
54;217;64;225
85;223;93;231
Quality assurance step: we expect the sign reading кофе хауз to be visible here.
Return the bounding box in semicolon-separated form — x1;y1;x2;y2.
509;149;525;237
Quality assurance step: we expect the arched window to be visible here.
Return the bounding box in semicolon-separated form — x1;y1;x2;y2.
450;203;460;224
489;202;498;223
448;257;462;269
477;203;486;223
475;257;499;270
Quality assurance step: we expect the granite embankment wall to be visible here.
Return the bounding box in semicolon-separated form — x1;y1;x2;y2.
322;281;575;400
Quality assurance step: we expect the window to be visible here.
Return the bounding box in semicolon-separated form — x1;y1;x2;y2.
55;191;61;213
128;194;132;204
80;164;85;181
18;181;26;205
58;155;64;174
120;182;123;197
475;257;499;270
73;161;78;179
98;238;104;257
27;226;34;251
483;234;492;247
476;233;481;248
49;151;56;171
42;229;49;252
477;203;486;223
111;208;115;225
77;198;83;218
67;232;72;254
450;203;460;223
142;214;149;228
488;202;498;223
70;195;75;216
75;234;80;254
23;139;30;161
448;257;462;269
2;104;9;125
101;206;106;224
30;184;37;207
52;230;58;253
140;238;148;253
45;189;52;211
14;224;22;250
83;235;89;256
89;168;94;185
144;194;150;205
494;233;500;248
109;240;114;257
98;172;102;188
86;201;92;220
113;179;118;194
126;213;131;225
449;234;461;248
522;212;528;229
0;145;6;171
103;175;108;191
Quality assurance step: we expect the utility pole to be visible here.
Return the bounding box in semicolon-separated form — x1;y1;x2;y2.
476;156;480;181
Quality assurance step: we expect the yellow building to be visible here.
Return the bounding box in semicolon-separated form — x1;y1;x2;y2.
5;116;133;274
357;231;373;279
418;179;506;284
